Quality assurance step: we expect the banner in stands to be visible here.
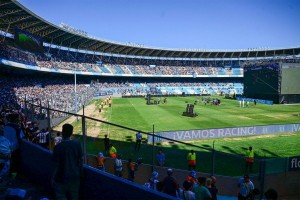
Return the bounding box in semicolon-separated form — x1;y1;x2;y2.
147;123;300;143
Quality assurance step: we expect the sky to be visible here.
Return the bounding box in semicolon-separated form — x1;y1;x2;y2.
18;0;300;50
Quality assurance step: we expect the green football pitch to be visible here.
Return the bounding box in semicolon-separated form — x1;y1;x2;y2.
103;96;300;132
68;96;300;175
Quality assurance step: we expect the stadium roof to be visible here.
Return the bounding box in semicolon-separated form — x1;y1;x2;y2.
1;0;300;59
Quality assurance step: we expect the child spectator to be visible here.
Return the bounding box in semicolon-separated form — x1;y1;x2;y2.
127;158;136;181
96;152;105;171
144;171;160;191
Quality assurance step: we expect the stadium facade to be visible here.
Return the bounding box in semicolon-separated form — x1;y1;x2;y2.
1;1;300;199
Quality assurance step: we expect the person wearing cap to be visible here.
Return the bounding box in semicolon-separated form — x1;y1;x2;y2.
52;123;83;200
187;150;196;170
162;168;180;197
237;174;254;200
245;146;254;173
96;152;105;171
144;171;160;191
187;170;198;189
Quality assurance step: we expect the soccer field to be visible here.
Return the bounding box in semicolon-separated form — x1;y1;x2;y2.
104;96;300;132
68;96;300;176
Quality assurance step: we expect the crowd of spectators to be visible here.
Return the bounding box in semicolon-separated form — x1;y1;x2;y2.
2;39;300;79
0;41;37;66
90;79;243;97
0;40;244;76
0;76;95;120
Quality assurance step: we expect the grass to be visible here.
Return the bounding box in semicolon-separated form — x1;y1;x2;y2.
61;96;300;176
105;96;300;132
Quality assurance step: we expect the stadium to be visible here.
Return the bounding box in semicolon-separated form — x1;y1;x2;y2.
0;0;300;199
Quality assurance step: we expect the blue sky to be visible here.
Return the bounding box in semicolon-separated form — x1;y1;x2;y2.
19;0;300;50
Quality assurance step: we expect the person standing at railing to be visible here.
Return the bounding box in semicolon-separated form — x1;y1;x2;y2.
52;123;83;200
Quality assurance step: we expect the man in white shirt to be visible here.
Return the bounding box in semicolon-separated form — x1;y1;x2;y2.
134;131;142;152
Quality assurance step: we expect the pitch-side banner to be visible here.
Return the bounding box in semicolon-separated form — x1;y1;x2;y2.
289;156;300;171
147;123;300;143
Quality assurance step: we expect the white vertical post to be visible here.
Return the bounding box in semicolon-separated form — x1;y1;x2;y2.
74;65;78;122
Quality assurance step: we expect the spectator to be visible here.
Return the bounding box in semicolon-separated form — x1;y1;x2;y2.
52;123;83;200
144;171;160;191
237;174;254;200
114;154;123;177
187;150;196;170
161;168;179;197
179;180;196;200
24;122;38;142
245;146;254;173
103;135;110;156
134;131;142;152
127;158;136;181
210;176;218;200
96;152;105;171
34;129;49;149
192;177;212;200
0;131;12;178
206;177;217;200
54;132;62;146
109;143;117;158
156;149;165;167
3;113;24;175
187;170;198;189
